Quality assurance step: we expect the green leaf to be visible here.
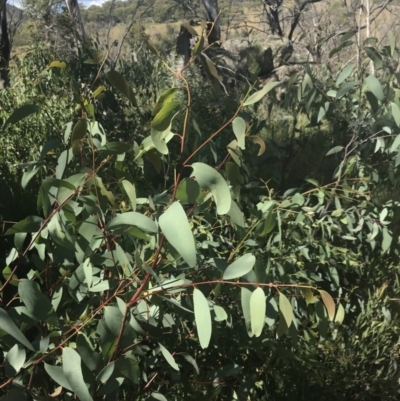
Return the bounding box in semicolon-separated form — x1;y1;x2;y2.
176;178;202;204
71;118;88;142
279;293;293;328
96;362;115;384
18;279;58;324
159;201;197;268
203;56;222;81
63;347;94;401
250;287;266;337
107;212;158;234
260;208;276;236
227;200;245;227
191;163;231;215
149;393;168;401
121;180;136;211
319;290;335;321
159;343;179;371
152;101;181;132
3;267;18;287
193;34;204;57
44;364;73;391
326;146;343;156
244;81;279;106
99;142;132;155
232;117;246;149
390;134;400;152
365;74;385;101
152;88;179;116
391;102;400;127
214;305;228;321
223;254;256;280
4;104;40;128
336;63;355;87
5;344;26;378
0;309;34;351
106;71;137;105
334;303;345;324
193;288;212;349
382;227;393;252
241;287;253;337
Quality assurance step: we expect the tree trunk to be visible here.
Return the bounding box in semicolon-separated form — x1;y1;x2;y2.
65;0;86;44
0;0;10;88
201;0;220;45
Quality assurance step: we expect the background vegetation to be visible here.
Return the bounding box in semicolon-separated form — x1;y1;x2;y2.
1;0;400;400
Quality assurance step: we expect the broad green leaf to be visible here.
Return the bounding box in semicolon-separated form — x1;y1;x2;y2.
44;364;73;391
77;333;102;372
193;288;211;349
152;101;181;132
260;208;276;236
21;163;41;190
365;74;385;101
382;227;393;252
18;279;58;324
0;309;34;351
232;117;246;149
5;344;26;378
4;104;40;128
159;343;179;371
223;254;256;280
152;88;179;116
3;267;18;287
227;200;245;227
63;347;94;401
241;287;253;337
176;178;202;204
107;212;158;234
213;305;228;321
326;146;343;156
250;287;266;337
159;201;196;267
279;293;293;328
390;134;400;152
334;303;345;324
336;64;355;87
121;180;136;211
191;163;231;215
151;121;176;155
319;290;335;321
96;362;115;384
106;71;137;105
391;102;400;128
244;81;279;106
71;118;88;142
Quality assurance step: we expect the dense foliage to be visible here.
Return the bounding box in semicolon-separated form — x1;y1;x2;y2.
2;7;400;401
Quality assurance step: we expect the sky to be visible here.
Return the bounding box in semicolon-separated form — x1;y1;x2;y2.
9;0;109;8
